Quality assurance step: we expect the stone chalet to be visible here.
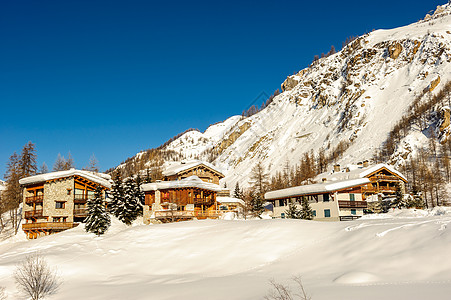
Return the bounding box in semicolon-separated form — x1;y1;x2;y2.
19;169;112;239
265;162;407;221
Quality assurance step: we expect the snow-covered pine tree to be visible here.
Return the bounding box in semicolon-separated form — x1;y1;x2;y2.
233;182;242;199
250;193;265;218
118;177;142;225
300;196;314;220
85;185;110;236
391;182;406;209
286;202;301;219
135;174;145;207
109;172;124;217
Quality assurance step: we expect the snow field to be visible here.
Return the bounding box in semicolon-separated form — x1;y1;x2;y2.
0;209;451;299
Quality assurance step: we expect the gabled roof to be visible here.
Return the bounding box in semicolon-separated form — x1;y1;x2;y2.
141;175;222;192
18;169;112;189
314;163;407;183
265;178;370;201
162;160;225;178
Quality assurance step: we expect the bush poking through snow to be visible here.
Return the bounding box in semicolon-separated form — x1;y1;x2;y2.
0;287;6;300
14;254;61;300
265;275;311;300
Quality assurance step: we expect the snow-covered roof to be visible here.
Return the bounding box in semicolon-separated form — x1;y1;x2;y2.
217;196;245;206
141;176;222;192
314;163;407;183
162;160;224;177
18;169;112;189
265;178;370;201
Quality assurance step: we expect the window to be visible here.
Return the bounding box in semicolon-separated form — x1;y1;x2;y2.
324;209;331;218
279;199;285;207
351;209;356;215
323;193;329;202
281;213;286;219
349;194;355;201
55;202;65;209
67;189;72;195
312;210;316;217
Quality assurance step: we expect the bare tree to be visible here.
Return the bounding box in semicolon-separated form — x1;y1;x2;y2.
265;275;311;300
14;254;61;300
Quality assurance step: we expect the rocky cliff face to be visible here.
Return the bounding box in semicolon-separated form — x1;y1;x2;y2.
118;3;451;187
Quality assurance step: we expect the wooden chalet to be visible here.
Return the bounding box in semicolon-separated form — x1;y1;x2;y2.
162;160;224;185
141;176;223;223
265;163;407;221
19;169;111;239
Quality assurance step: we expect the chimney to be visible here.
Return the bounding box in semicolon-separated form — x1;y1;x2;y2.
357;162;363;168
363;160;369;167
346;167;350;172
334;164;340;172
322;178;327;182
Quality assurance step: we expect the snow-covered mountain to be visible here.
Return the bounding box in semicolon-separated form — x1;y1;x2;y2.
118;3;451;187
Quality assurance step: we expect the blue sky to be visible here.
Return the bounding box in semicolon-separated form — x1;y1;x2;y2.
0;0;445;177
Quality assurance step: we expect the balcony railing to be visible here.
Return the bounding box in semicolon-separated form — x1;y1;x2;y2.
24;209;43;218
74;194;95;203
154;210;220;219
22;222;78;231
361;186;397;193
338;201;367;208
25;195;44;204
369;175;399;182
73;208;88;217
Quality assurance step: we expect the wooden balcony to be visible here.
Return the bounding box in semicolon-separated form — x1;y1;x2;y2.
22;222;78;231
338;201;367;208
25;195;44;204
369;175;399;182
74;194;94;203
73;208;88;217
154;210;220;220
24;209;43;218
361;186;397;193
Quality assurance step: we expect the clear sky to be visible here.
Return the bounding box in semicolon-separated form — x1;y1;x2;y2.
0;0;446;177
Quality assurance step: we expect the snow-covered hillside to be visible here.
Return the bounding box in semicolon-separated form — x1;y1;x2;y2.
119;3;451;187
1;209;451;299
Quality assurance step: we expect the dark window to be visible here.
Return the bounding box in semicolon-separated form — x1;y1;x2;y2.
313;210;316;217
55;202;65;209
281;213;286;219
323;193;329;202
324;209;331;218
351;209;356;215
350;194;355;201
279;200;285;207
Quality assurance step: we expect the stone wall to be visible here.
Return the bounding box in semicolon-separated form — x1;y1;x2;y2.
44;178;74;222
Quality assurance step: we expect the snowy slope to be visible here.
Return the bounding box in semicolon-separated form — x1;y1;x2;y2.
1;209;451;299
119;3;451;186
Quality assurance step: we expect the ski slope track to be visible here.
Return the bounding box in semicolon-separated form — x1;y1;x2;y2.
1;208;451;299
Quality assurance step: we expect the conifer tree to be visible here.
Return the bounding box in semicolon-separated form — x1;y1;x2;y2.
53;154;66;171
250;193;265;218
40;162;49;174
135;174;145;207
85;154;99;172
4;152;23;234
300;197;314;220
286;202;301;219
64;152;75;170
118;177;141;225
250;161;269;199
109;172;124;217
85;186;110;236
233;182;242;199
19;141;38;177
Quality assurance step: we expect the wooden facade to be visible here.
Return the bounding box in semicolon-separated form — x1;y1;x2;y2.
163;162;224;185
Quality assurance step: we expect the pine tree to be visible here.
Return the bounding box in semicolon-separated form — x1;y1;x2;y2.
391;182;406;209
300;197;314;220
40;162;49;174
109;172;124;217
53;154;66;171
233;182;242;199
85;186;110;236
4;152;22;234
286;202;301;219
19;141;37;178
64;152;75;170
250;192;265;218
250;161;269;200
85;154;99;172
118;177;141;225
135;174;145;207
